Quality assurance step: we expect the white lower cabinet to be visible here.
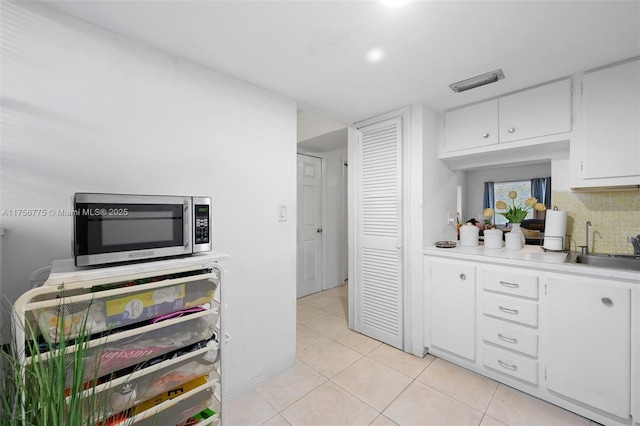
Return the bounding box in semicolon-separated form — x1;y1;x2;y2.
482;292;539;327
481;266;540;386
428;258;476;361
482;319;539;358
545;275;631;419
424;254;637;426
483;344;539;385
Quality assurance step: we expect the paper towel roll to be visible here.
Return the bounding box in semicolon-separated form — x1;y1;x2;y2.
544;209;568;251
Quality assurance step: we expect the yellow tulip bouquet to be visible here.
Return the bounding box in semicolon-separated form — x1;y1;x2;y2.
484;191;546;224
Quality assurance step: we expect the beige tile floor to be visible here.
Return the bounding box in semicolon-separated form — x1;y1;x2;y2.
227;285;599;426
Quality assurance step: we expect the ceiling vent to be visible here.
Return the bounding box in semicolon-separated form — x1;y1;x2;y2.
449;69;505;93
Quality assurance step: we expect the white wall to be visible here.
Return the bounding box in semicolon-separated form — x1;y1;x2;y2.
0;2;297;395
413;104;459;356
551;150;571;192
463;163;552;222
297;110;345;143
422;110;459;247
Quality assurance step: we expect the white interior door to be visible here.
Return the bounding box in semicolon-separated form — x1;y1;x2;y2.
297;154;323;298
355;117;403;349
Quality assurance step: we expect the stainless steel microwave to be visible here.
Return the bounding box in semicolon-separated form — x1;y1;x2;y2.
73;193;211;267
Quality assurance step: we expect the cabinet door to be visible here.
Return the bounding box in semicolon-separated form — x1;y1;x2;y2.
429;259;476;361
499;79;572;143
582;59;640;179
444;99;498;152
546;277;631;418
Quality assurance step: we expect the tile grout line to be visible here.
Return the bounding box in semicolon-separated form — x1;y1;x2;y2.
294;288;592;426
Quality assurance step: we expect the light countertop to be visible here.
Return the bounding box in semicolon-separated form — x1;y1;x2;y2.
424;244;640;282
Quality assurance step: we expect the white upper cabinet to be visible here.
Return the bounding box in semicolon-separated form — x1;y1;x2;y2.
580;59;640;182
499;79;572;143
444;99;498;152
442;79;572;161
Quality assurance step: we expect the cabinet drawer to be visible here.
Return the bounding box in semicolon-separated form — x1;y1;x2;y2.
483;345;538;385
130;381;216;426
482;319;538;357
483;268;538;299
483;293;538;327
36;272;219;343
95;342;219;415
38;311;219;385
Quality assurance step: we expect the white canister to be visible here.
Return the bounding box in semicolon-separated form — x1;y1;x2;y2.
459;223;479;247
505;232;523;250
483;228;503;249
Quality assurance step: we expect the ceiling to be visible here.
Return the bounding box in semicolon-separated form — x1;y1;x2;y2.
298;128;349;153
45;0;640;126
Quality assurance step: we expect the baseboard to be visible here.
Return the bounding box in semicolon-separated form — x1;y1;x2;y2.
226;356;296;400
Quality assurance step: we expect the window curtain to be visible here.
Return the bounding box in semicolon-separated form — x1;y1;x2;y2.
531;177;551;219
483;181;495;222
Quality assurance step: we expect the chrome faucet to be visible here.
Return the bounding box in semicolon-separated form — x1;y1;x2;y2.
579;221;592;254
628;234;640;257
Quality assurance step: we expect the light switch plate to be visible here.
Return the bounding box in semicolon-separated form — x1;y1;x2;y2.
278;205;287;222
447;211;456;225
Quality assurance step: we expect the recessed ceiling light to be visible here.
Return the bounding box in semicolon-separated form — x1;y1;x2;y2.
366;48;385;63
380;0;412;9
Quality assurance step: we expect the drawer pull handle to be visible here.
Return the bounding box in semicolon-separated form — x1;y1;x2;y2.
601;297;613;307
499;306;519;315
498;333;518;344
459;273;466;281
498;360;518;371
499;281;519;288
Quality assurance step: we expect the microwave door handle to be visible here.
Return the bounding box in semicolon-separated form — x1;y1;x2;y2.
184;203;190;248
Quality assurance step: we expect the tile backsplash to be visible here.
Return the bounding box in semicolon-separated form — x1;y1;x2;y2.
551;190;640;255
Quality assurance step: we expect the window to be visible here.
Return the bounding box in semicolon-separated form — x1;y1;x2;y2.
493;180;533;225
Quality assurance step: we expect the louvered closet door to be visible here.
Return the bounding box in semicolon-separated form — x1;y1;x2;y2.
356;117;403;349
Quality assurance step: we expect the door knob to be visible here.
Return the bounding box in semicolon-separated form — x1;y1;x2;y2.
317;228;323;233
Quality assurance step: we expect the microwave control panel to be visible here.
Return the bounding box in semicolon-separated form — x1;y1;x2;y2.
194;204;210;245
